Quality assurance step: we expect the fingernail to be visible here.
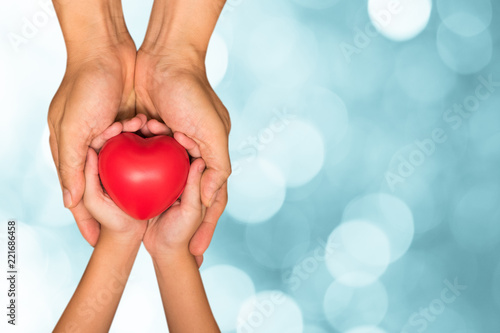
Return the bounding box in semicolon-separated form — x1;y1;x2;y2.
209;189;220;207
63;189;72;208
198;160;206;172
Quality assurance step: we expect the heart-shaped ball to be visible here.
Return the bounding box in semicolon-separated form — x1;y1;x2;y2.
98;132;190;220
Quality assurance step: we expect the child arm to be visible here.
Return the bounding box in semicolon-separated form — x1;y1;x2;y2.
144;158;220;333
54;148;147;332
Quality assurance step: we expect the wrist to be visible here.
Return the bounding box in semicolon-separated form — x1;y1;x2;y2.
150;247;193;265
98;226;144;249
140;0;225;61
54;0;133;61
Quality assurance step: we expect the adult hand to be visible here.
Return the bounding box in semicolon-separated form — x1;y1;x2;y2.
135;49;231;259
49;0;138;246
48;44;138;246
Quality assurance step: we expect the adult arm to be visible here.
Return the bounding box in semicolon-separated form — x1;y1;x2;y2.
49;0;136;245
135;0;231;262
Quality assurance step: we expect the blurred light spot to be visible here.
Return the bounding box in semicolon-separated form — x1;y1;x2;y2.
111;285;158;333
450;183;500;252
329;36;396;98
342;193;414;262
295;86;349;146
246;18;318;88
396;39;457;103
292;0;341;10
368;0;432;41
436;24;492;75
286;249;334;321
227;157;286;223
202;265;255;331
206;32;229;88
245;205;311;269
436;0;492;37
23;153;73;227
325;220;390;286
127;246;161;293
237;291;303;333
237;85;348;149
323;280;388;331
345;326;387;333
260;119;325;187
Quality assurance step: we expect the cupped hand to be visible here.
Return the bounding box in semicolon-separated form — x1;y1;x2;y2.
83;145;147;243
143;158;207;259
135;49;231;259
48;39;137;246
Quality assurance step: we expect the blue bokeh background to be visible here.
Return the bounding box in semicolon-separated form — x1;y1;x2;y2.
1;0;500;332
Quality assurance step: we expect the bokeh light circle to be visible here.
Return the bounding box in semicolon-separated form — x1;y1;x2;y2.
237;291;303;333
450;183;500;253
206;32;229;88
245;205;311;269
436;0;492;37
436;23;492;75
246;17;318;87
202;265;256;331
368;0;432;41
342;193;414;262
396;40;457;103
259;119;325;187
226;157;286;223
325;220;391;286
323;280;388;331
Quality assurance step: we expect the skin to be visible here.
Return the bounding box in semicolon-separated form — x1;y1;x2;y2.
49;0;231;262
55;121;219;332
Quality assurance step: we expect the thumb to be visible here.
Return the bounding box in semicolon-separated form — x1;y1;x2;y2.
198;134;231;207
83;148;105;201
200;166;231;208
58;130;89;208
181;158;206;211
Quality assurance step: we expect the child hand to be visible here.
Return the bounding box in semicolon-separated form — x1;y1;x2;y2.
82;114;154;243
83;148;147;242
143;157;207;259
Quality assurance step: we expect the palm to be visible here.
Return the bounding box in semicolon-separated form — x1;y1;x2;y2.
143;205;197;256
135;50;230;146
48;40;138;246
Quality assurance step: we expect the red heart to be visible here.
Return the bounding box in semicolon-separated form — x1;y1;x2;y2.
98;133;190;220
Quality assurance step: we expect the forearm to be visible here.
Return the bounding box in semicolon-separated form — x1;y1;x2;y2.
52;0;130;60
141;0;226;61
153;250;220;333
54;232;141;333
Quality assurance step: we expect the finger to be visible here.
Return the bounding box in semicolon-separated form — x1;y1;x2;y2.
121;113;147;132
89;122;123;151
69;203;100;247
58;124;90;209
180;158;206;211
197;125;231;207
195;255;204;268
140;123;155;137
174;132;201;158
147;119;173;136
189;183;227;256
83;149;106;202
